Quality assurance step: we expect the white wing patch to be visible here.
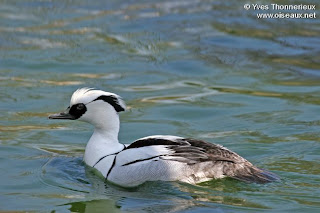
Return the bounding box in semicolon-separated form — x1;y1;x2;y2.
116;145;174;167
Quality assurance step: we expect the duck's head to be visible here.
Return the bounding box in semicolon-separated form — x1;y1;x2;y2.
49;88;126;128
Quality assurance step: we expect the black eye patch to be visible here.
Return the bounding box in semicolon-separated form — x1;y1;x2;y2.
69;103;87;119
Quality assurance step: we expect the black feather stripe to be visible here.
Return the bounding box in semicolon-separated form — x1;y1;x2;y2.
94;144;126;168
121;155;163;166
93;154;112;168
94;95;125;112
126;138;187;149
106;156;117;178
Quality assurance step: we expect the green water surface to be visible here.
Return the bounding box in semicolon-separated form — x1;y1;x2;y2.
1;0;320;212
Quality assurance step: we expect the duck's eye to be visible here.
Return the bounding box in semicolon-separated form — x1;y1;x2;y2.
77;104;85;111
69;103;87;119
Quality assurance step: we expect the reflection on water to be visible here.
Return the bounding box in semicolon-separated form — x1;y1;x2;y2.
64;199;121;213
1;0;320;212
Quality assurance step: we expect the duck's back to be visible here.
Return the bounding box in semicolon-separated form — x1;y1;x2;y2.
100;135;278;187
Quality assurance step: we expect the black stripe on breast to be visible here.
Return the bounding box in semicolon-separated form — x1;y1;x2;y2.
93;144;126;168
106;156;117;178
126;138;187;149
93;153;117;168
93;95;125;112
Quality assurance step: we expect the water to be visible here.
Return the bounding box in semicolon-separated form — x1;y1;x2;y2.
1;0;319;212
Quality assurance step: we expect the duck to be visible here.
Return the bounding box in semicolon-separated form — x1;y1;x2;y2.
49;88;278;187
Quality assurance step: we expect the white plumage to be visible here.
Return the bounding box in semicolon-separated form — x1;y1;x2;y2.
70;88;126;108
49;88;279;187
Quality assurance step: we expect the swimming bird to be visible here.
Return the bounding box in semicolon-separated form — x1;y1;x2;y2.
49;88;278;187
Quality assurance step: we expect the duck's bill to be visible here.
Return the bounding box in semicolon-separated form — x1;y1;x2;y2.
48;112;75;120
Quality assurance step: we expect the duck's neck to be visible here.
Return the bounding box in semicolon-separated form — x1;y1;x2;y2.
83;114;124;167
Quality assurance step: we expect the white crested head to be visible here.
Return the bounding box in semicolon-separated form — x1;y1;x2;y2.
49;88;126;160
50;87;126;132
70;87;126;111
68;88;125;134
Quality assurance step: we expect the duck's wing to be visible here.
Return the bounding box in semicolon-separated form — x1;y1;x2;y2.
116;135;279;184
123;135;245;165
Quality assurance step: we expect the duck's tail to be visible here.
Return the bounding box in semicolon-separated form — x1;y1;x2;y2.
229;165;279;184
